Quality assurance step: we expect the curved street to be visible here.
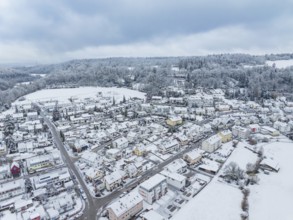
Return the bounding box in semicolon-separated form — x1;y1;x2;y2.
37;104;204;220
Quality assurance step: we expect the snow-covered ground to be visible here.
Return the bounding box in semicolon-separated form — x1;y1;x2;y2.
173;138;293;220
172;142;255;220
249;140;293;220
266;59;293;68
15;86;146;104
172;178;242;220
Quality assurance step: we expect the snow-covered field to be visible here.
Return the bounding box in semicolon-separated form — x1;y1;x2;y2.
172;178;242;220
249;140;293;220
266;59;293;68
173;139;293;220
16;86;146;104
172;142;254;220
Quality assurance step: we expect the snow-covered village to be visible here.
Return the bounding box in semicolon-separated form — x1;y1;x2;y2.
1;1;293;219
0;79;293;220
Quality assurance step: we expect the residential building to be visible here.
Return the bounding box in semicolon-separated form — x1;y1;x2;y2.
232;126;250;139
0;179;25;201
106;148;122;160
160;170;186;190
218;130;232;143
107;191;143;220
201;135;222;152
18;141;35;153
133;145;147;156
113;137;128;149
27;112;38;120
0;164;9;180
84;167;104;182
166;116;182;126
80;151;100;166
198;159;221;175
139;174;167;204
27;155;53;173
10;162;21;177
216;104;230;111
248;124;261;133
0;142;6;155
104;171;123;191
158;139;179;154
73;139;89;152
32;168;71;189
261;126;280;136
183;150;202;165
140;210;166;220
205;107;215;116
174;133;189;145
164;159;187;174
273;121;291;133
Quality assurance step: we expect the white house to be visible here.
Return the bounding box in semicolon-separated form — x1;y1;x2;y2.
158;139;179;154
113;137;128;149
140;210;166;220
183;149;203;165
107;191;143;220
0;142;6;155
201;135;222;152
0;179;25;201
164;159;187;174
80;151;100;166
27;155;54;173
104;171;123;191
0;164;10;180
139;174;167;204
160;170;186;190
106;148;122;160
27;112;38;121
232;126;250;139
32;168;71;189
205;107;215;116
273;121;291;133
18;141;35;153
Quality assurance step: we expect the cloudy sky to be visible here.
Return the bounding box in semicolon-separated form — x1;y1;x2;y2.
1;0;293;64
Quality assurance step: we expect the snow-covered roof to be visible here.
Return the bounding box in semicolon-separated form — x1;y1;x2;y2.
204;134;221;145
140;210;166;220
168;115;182;121
140;174;166;191
27;154;52;166
108;191;143;217
165;159;187;173
184;150;202;160
219;130;232;136
160;170;186;182
199;159;220;173
0;179;24;193
47;208;59;218
113;137;128;146
104;171;122;185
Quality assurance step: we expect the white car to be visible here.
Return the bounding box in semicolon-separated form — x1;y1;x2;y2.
82;193;87;200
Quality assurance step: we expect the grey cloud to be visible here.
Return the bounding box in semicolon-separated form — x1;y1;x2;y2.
0;0;293;63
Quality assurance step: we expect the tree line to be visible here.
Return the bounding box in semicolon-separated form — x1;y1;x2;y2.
1;53;293;111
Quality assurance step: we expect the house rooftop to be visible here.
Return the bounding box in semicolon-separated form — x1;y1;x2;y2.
104;171;122;185
184;150;202;160
107;191;143;217
160;170;186;182
140;174;166;191
140;210;166;220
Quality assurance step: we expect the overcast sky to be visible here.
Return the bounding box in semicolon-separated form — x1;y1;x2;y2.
1;0;293;64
